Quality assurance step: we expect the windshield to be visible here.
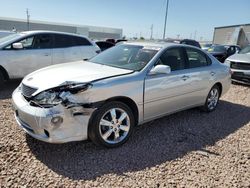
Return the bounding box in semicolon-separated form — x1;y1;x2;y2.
202;44;212;48
89;45;158;71
208;45;226;52
239;45;250;54
0;33;22;44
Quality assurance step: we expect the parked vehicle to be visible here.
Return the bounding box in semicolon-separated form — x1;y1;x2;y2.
162;38;201;48
12;42;231;147
201;43;212;51
106;38;116;44
0;30;100;84
95;41;115;51
208;44;240;62
180;39;201;48
116;39;128;43
225;45;250;84
224;45;241;56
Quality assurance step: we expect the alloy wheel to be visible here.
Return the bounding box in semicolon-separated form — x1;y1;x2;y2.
99;108;130;144
207;88;219;110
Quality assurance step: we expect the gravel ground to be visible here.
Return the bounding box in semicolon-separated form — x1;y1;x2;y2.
0;80;249;187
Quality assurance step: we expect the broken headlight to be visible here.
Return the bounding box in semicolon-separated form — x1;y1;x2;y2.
32;83;92;107
32;91;62;106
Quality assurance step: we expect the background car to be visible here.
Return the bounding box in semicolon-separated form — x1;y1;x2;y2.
95;41;115;51
116;39;128;43
201;43;212;51
208;45;228;62
162;38;201;48
225;45;250;84
208;44;241;62
0;30;100;84
12;42;231;148
180;39;201;48
106;38;116;44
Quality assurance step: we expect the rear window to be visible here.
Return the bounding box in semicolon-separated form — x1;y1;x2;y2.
53;34;74;48
53;34;92;48
74;36;92;46
186;48;211;68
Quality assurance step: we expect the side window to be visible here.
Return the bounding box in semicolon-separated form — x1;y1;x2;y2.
5;36;35;50
53;34;74;48
157;47;186;71
33;34;52;49
74;36;92;46
227;46;235;55
186;48;210;68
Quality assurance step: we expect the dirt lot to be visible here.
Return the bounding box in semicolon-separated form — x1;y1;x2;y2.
0;80;249;187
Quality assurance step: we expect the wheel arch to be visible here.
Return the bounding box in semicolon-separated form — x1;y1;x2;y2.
105;96;139;126
214;82;223;97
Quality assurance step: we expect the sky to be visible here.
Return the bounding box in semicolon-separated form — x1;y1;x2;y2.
0;0;249;41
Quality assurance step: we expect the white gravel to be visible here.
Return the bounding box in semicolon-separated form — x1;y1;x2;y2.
0;80;249;187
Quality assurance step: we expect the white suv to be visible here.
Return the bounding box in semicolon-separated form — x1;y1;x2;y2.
0;30;100;83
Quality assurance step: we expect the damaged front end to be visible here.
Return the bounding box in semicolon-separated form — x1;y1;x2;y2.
30;82;92;107
12;82;97;143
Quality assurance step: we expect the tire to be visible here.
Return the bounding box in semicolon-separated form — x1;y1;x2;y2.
88;101;135;148
0;71;5;85
201;85;220;112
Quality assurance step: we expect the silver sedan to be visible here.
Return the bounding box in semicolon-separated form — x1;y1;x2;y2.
12;42;231;147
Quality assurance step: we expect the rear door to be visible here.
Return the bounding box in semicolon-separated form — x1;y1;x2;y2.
182;47;214;105
74;36;97;59
52;34;82;64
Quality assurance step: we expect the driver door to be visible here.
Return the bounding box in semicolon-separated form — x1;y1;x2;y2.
3;34;52;78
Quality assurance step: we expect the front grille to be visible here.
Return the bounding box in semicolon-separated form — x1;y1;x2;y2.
232;72;250;83
21;84;38;97
230;62;250;70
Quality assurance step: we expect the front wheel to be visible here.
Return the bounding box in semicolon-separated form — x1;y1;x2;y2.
88;101;135;148
201;85;220;112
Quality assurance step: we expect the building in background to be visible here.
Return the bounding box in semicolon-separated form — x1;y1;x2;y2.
0;17;122;40
213;24;250;48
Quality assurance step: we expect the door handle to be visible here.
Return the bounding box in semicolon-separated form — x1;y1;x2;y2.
210;72;215;76
43;53;50;56
181;75;189;81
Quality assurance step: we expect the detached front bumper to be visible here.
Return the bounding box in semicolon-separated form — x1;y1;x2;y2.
12;88;93;143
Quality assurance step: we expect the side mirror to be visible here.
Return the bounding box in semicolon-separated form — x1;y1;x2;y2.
149;65;171;75
12;42;23;49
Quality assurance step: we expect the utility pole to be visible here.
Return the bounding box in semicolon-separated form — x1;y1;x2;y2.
26;8;30;31
150;24;153;40
163;0;170;39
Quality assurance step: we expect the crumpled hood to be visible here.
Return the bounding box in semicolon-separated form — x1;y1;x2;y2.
22;60;133;94
227;53;250;63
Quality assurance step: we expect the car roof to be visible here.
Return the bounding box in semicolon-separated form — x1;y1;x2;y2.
20;30;88;38
122;41;180;49
121;41;202;51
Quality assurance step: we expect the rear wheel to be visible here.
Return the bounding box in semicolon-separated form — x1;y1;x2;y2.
201;85;220;112
88;101;135;148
